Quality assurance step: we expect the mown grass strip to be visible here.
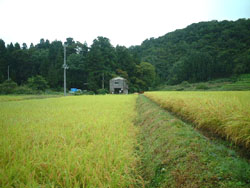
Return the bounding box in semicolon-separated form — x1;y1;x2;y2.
136;95;250;188
0;95;143;187
144;91;250;150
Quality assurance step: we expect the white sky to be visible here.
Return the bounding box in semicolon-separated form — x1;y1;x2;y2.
0;0;249;47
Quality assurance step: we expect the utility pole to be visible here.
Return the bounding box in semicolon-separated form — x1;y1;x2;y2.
63;44;69;96
7;65;10;80
102;72;105;89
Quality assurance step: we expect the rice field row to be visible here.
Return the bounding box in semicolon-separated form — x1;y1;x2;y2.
0;95;142;187
136;95;250;187
0;95;61;102
0;95;32;102
144;91;250;150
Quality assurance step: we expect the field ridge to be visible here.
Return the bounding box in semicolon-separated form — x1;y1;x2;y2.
144;91;250;151
136;95;250;187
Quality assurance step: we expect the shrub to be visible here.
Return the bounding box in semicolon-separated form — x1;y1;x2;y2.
195;84;209;90
13;85;34;94
27;75;48;91
176;87;184;91
97;89;108;95
87;91;95;95
180;81;191;88
74;90;82;95
0;80;18;94
82;90;95;95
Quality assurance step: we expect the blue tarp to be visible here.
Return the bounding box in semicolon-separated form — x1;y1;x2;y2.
70;88;78;92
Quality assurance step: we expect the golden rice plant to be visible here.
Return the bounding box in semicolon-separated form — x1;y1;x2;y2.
0;95;142;187
145;91;250;149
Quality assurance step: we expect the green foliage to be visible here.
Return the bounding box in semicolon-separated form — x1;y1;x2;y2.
13;85;34;94
156;74;250;91
0;80;18;94
175;87;184;91
73;90;82;95
195;83;209;90
133;19;250;84
27;75;48;91
97;88;108;95
86;91;95;95
180;81;191;88
1;19;249;93
139;62;156;87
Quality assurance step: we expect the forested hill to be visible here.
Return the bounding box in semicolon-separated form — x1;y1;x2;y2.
0;19;249;94
130;19;250;84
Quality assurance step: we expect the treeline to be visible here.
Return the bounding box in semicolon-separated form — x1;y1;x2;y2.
131;18;250;84
1;19;249;93
0;37;156;93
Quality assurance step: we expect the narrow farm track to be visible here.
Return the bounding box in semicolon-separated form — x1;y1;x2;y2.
136;95;250;188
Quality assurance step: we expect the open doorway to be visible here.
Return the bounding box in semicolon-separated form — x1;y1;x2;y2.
114;88;121;94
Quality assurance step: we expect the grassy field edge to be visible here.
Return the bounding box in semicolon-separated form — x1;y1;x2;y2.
136;95;250;187
144;91;250;151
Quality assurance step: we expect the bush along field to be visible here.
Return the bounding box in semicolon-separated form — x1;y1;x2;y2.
0;95;143;187
136;95;250;187
144;91;250;151
154;74;250;91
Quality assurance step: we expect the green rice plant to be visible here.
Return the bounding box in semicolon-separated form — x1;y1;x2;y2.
0;95;142;187
144;91;250;150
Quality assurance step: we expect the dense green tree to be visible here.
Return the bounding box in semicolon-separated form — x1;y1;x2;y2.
65;37;77;56
0;80;18;94
22;43;27;50
27;75;48;91
133;19;250;84
0;19;249;93
138;62;156;88
0;39;7;82
86;36;116;91
67;53;87;89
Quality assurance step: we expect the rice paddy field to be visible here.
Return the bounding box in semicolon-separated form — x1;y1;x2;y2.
144;91;250;150
136;95;250;187
0;95;142;187
1;92;250;187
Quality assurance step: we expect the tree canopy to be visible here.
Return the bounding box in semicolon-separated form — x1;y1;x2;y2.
0;37;155;93
131;19;250;84
0;19;249;92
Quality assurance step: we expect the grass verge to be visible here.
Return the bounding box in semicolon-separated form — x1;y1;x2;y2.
144;91;250;150
136;95;250;188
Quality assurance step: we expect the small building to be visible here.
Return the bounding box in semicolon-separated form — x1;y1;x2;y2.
110;77;128;94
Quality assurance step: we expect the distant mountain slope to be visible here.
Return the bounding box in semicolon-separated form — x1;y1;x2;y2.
131;19;250;84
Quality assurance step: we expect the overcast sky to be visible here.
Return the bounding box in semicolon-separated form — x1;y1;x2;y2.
0;0;249;47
